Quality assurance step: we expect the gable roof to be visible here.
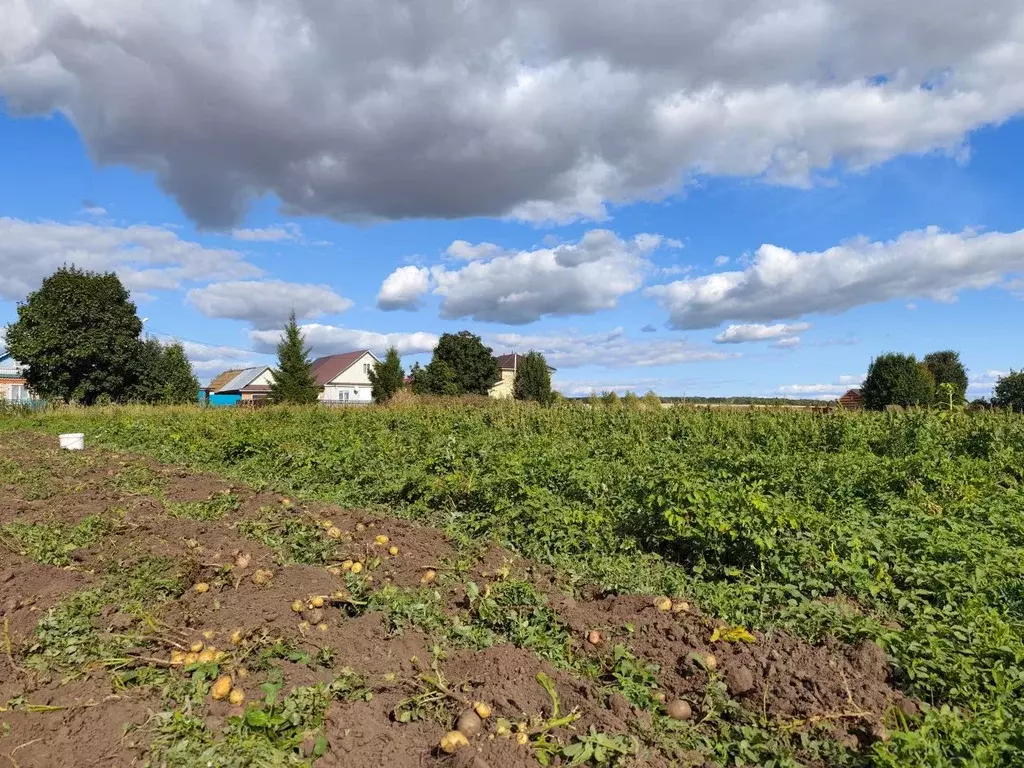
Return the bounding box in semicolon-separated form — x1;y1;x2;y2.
215;366;272;394
208;369;243;391
311;350;374;386
0;351;25;379
493;352;556;372
839;389;864;408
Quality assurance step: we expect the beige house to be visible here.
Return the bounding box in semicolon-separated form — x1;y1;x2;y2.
312;350;379;403
488;353;555;399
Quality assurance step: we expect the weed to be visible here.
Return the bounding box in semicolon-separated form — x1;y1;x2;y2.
1;514;114;566
165;491;240;521
239;510;338;565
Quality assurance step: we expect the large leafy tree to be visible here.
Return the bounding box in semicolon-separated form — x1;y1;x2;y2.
924;350;968;406
426;331;499;396
268;312;319;404
513;351;552;404
411;358;461;396
993;370;1024;411
369;346;405;403
862;353;935;410
5;267;144;404
160;342;200;404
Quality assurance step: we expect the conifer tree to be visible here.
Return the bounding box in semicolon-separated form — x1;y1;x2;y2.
268;312;319;404
369;346;405;403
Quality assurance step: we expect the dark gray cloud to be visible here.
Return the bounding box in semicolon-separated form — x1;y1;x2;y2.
2;1;1023;227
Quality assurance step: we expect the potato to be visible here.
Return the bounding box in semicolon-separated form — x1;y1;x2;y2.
515;732;529;745
672;600;690;614
194;582;210;594
198;649;216;664
420;569;437;584
190;641;205;653
388;545;400;556
666;699;692;720
587;630;603;646
230;629;244;645
317;622;329;632
350;562;364;574
234;553;251;569
355;523;366;532
211;675;233;701
309;595;325;608
704;654;717;671
228;688;245;706
327;526;343;539
456;710;483;738
170;650;185;664
322;520;335;530
439;731;469;754
653;596;672;612
375;535;390;545
291;599;305;613
202;630;216;641
307;608;325;625
341;560;354;571
251;569;273;586
185;652;199;665
473;701;492;719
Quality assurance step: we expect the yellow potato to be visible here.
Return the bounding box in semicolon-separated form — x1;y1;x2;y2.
653;597;672;612
190;641;205;653
374;535;389;545
211;675;232;700
388;545;399;556
327;526;343;539
309;595;325;608
291;599;304;613
194;582;210;594
350;562;363;574
228;688;245;706
439;731;469;753
230;629;244;645
420;569;437;585
473;701;492;719
341;560;354;571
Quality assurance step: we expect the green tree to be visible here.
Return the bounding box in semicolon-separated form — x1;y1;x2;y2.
512;351;552;404
411;358;460;396
430;331;500;396
993;370;1024;411
369;346;405;403
641;390;662;410
861;353;935;410
622;391;640;409
924;350;968;406
160;342;200;404
600;390;621;409
268;312;319;404
5;267;144;404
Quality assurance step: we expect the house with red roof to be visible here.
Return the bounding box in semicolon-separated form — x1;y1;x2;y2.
311;350;380;404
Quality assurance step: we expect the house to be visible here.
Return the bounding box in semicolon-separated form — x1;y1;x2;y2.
203;366;275;405
488;353;556;399
839;389;864;410
0;351;32;403
311;350;379;404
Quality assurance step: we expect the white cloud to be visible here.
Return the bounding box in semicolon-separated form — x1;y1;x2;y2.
377;266;431;311
714;255;730;266
773;336;801;349
648;227;1024;329
554;377;673;397
489;327;735;368
0;217;260;302
249;324;437;357
967;369;1010;396
4;2;1023;226
445;241;506;261
231;224;301;242
713;322;811;344
775;373;865;398
81;204;107;216
187;280;352;329
428;230;667;324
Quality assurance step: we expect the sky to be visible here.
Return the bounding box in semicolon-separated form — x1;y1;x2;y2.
1;1;1022;399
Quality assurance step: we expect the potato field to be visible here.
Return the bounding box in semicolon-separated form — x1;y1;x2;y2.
0;404;1022;767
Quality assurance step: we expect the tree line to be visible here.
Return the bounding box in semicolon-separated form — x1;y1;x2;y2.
861;350;1024;411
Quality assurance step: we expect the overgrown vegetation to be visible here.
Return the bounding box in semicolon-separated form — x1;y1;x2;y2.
4;403;1024;764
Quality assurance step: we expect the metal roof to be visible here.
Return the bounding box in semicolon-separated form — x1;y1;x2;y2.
215;366;272;394
0;351;25;378
310;350;375;386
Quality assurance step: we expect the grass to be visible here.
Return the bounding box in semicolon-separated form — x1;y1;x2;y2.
1;514;115;566
165;490;240;521
3;403;1024;765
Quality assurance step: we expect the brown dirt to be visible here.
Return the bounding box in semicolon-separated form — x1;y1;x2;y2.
0;433;916;767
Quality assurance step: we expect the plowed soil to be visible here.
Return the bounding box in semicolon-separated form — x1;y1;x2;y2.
0;433;915;767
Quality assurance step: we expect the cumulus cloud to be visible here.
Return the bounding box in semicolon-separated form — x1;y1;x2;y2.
555;377;674;397
0;217;259;302
445;241;506;261
187;280;352;328
425;230;663;324
648;227;1024;329
165;340;264;376
773;336;801;349
713;322;811;344
3;2;1023;227
249;324;437;357
488;327;735;368
775;373;865;398
377;266;431;311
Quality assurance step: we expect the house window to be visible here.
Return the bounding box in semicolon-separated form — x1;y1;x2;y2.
363;363;371;374
7;384;26;401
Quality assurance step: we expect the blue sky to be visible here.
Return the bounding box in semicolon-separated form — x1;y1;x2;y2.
2;1;1023;398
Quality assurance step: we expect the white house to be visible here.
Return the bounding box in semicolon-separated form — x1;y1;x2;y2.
0;351;32;402
312;350;379;404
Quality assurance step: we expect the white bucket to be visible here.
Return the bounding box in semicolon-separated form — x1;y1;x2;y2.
59;433;85;451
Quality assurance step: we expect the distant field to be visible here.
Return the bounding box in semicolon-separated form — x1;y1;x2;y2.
2;403;1023;766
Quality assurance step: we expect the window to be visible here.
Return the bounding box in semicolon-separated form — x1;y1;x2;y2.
8;384;27;401
363;363;371;374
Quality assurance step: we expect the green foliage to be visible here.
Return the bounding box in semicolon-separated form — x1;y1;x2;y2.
641;391;662;409
513;351;553;404
239;510;339;565
10;405;1024;763
2;514;113;566
600;390;620;408
924;351;968;406
165;490;240;521
862;352;936;410
560;728;636;766
5;266;144;404
411;358;460;396
159;341;201;404
429;331;500;396
268;312;319;405
993;370;1024;411
368;346;404;403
